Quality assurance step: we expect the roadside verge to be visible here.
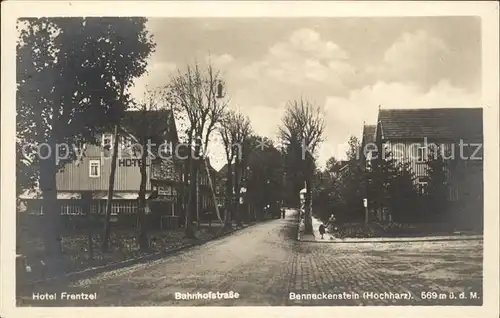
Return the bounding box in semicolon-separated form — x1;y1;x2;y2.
19;220;269;290
298;234;483;243
296;214;483;243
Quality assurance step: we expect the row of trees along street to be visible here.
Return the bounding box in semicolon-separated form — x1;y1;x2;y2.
16;17;328;265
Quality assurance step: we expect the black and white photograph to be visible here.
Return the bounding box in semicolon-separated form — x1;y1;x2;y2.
1;1;499;317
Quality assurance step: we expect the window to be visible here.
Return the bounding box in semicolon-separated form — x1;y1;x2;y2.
102;133;113;150
416;146;427;163
61;204;84;215
57;144;69;160
111;204;119;216
89;160;101;178
110;201;138;215
159;142;172;158
29;205;44;215
417;177;429;195
120;136;133;151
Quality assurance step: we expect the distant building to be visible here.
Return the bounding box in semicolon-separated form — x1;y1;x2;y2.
216;163;231;206
216;163;244;207
360;124;377;171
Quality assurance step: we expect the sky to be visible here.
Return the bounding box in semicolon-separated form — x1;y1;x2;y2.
128;17;482;171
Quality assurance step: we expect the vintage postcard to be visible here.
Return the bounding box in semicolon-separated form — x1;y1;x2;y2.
1;1;499;318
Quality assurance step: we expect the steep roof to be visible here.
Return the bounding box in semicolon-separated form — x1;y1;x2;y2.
377;108;483;142
361;124;376;145
121;109;178;143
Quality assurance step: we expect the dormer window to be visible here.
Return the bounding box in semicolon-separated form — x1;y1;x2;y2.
121;136;133;150
102;133;113;150
159;142;172;158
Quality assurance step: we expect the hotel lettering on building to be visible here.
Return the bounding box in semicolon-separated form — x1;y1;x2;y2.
19;110;217;229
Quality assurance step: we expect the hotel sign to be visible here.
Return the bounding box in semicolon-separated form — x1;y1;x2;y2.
155;186;177;202
118;159;150;167
157;186;173;196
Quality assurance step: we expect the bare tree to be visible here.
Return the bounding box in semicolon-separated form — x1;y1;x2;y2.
279;98;325;234
218;109;252;228
218;115;235;228
122;87;169;251
232;113;252;226
168;62;227;238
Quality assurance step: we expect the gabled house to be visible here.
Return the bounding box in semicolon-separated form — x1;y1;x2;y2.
373;107;483;226
20;110;185;226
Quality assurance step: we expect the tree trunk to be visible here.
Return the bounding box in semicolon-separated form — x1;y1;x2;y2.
102;124;120;252
185;163;196;238
234;157;242;226
137;144;149;251
183;139;195;238
225;163;233;228
196;173;200;229
39;151;62;257
182;160;190;229
185;143;199;238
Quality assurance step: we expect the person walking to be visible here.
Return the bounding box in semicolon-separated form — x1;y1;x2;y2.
319;223;326;239
326;213;336;233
